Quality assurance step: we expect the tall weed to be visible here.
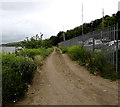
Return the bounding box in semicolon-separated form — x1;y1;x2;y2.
60;46;68;53
2;53;37;105
2;47;53;105
18;48;53;59
66;45;118;80
68;45;91;65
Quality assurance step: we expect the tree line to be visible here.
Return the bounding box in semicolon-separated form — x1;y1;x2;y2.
54;11;120;45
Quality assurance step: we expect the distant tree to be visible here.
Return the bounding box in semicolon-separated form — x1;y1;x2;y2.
42;39;52;48
50;36;58;46
57;31;64;42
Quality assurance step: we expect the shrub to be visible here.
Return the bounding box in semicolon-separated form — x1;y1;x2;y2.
2;53;37;105
2;68;28;104
88;52;117;80
2;47;53;105
88;52;106;72
68;45;91;65
66;45;118;80
47;48;54;55
68;45;83;60
60;46;68;53
34;55;43;66
17;48;53;59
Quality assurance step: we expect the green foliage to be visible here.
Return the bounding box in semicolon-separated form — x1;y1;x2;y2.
68;45;83;60
89;52;107;72
68;45;91;65
22;39;42;49
57;31;65;43
67;45;118;80
50;36;59;46
2;47;53;105
47;48;54;55
60;46;68;53
34;48;53;66
55;11;120;44
21;34;42;49
88;52;117;80
2;46;53;105
21;34;54;49
2;53;37;105
17;48;51;59
56;48;61;55
2;69;28;104
42;39;52;48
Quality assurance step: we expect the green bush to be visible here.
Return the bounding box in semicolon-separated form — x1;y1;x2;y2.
68;45;83;60
2;47;53;105
88;52;117;80
47;48;54;55
67;45;118;80
2;68;28;104
2;53;37;105
60;46;68;53
88;52;106;72
18;48;53;59
68;45;91;65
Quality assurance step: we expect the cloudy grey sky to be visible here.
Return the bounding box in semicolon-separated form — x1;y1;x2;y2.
0;0;120;44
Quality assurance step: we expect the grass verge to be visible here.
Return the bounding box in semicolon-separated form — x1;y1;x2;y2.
61;45;118;81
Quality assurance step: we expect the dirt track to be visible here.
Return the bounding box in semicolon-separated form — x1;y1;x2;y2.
16;47;118;105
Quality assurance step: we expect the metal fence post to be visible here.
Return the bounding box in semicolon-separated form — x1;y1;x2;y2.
113;25;116;66
116;23;118;72
101;31;103;40
93;31;95;52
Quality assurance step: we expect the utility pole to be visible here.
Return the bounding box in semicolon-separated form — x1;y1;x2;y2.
82;2;83;36
81;2;84;46
101;8;104;41
102;8;104;28
63;26;65;41
116;23;118;73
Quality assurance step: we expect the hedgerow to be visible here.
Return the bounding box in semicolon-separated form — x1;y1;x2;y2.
2;53;36;105
2;47;53;105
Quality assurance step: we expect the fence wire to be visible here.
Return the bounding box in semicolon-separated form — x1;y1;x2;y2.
58;24;120;72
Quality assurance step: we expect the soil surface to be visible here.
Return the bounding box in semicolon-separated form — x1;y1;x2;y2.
16;47;118;105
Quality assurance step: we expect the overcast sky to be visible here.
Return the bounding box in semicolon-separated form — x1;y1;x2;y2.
0;0;120;44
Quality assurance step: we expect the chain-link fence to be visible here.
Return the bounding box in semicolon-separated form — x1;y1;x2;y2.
58;24;120;72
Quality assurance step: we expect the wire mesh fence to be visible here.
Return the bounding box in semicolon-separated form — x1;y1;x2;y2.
58;24;120;72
